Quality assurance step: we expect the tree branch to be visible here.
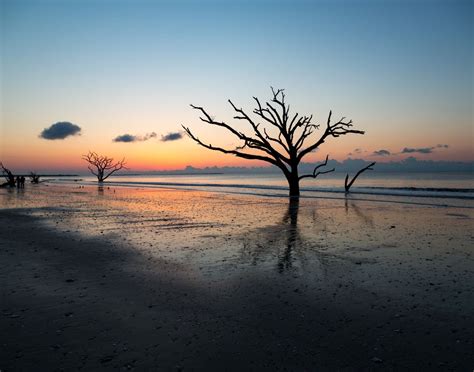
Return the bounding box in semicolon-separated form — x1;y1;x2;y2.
252;96;282;130
297;110;364;162
228;99;291;164
298;155;335;180
344;162;376;192
181;125;285;169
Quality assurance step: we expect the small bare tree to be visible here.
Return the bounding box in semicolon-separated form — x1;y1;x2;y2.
344;162;376;193
0;162;16;187
183;88;365;197
82;151;127;183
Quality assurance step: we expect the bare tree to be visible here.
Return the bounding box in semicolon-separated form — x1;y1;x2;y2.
0;162;16;187
82;151;127;183
344;162;376;193
182;88;365;197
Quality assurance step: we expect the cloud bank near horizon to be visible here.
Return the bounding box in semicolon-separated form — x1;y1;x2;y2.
39;122;81;140
174;156;472;174
366;144;450;156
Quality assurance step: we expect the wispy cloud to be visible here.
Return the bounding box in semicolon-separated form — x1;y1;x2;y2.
372;149;391;156
39;122;81;140
400;144;449;154
113;132;157;143
348;148;365;156
161;132;183;142
401;147;434;154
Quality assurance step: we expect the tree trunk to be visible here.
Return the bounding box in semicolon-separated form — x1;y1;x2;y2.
287;168;300;197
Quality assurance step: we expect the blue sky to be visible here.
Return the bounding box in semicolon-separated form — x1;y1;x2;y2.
1;0;472;171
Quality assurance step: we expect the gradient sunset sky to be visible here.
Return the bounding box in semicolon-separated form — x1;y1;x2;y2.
1;0;472;173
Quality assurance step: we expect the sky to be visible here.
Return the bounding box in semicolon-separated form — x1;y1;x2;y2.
1;0;473;173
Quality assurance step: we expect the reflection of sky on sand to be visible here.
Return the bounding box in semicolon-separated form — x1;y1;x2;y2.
1;185;472;302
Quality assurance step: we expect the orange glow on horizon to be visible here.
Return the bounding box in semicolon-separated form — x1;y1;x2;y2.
1;121;472;173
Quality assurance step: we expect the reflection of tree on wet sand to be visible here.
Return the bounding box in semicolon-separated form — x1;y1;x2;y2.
239;198;326;276
277;197;299;272
344;196;374;227
97;185;116;196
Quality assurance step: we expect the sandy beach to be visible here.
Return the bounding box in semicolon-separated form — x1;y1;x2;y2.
1;184;473;370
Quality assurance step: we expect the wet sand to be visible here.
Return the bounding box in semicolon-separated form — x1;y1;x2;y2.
1;185;473;371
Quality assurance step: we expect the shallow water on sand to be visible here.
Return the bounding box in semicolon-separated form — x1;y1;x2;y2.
1;184;473;370
1;184;473;291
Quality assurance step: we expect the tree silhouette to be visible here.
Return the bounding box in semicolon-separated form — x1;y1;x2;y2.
0;162;16;187
183;88;365;197
82;151;127;183
344;162;376;193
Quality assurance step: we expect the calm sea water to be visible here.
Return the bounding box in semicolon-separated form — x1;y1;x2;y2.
50;172;474;200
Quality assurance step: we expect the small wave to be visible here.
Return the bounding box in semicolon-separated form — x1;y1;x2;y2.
49;179;474;201
364;186;474;193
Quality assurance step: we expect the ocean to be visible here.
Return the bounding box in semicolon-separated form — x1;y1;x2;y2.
49;171;474;201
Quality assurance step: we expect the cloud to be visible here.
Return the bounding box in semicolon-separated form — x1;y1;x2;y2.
403;146;440;154
39;122;81;140
113;132;157;143
400;144;450;155
113;134;136;143
348;148;365;156
143;132;157;140
401;147;434;154
161;132;183;142
372;149;391;156
113;131;185;143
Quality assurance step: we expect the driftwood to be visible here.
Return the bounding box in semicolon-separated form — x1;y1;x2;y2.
29;172;41;184
0;162;15;187
344;162;376;193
